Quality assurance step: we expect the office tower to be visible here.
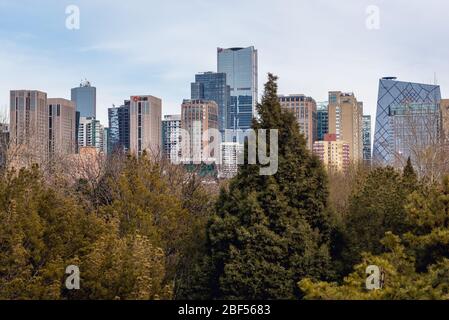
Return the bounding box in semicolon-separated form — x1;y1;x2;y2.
373;77;442;166
129;95;162;156
10;90;48;164
390;102;441;167
328;91;364;162
317;101;329;141
71;79;96;118
362;115;372;164
313;134;350;172
181;99;219;163
278;94;317;150
218;142;243;179
78;116;105;151
191;72;230;133
108;101;130;153
217;46;258;131
47;98;76;156
162;114;181;163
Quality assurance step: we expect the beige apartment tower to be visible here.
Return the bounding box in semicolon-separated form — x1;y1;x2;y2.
10;90;49;165
181;99;219;163
313;134;350;172
48;98;76;156
328;91;363;162
129;95;162;156
278;94;317;150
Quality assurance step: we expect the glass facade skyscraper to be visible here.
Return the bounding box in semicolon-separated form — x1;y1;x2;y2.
108;101;130;153
373;77;441;166
217;47;258;132
317;101;329;141
191;72;230;133
71;80;97;118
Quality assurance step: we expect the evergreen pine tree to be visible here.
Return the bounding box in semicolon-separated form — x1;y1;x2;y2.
206;74;332;299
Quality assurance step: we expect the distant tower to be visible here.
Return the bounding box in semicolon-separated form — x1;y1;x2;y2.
373;77;441;166
71;79;97;118
217;47;258;132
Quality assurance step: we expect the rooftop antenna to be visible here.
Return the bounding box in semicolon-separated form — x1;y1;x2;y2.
434;72;438;85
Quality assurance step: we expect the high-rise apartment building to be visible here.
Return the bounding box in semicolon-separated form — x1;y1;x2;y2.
362;115;372;164
162;114;182;163
108;101;130;153
317;101;329;141
71;80;96;118
47;98;76;156
78;116;105;151
373;77;441;166
218;142;243;179
278;94;317;150
181;99;219;163
328;91;363;162
129;95;162;156
313;134;350;172
10;90;48;164
217;47;258;132
191;72;230;133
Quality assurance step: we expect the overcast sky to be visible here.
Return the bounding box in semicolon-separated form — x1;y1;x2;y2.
1;0;448;126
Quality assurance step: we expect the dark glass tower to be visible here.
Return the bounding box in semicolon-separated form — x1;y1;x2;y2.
108;100;130;153
373;77;441;166
191;72;230;133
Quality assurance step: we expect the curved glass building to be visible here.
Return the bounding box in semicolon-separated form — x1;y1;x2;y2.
373;77;441;166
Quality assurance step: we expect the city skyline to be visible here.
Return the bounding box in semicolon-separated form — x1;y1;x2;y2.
1;0;448;129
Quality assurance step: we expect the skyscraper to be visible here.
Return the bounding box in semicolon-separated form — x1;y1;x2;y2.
47;98;76;156
191;72;230;133
328;91;364;162
78;116;105;151
317;101;329;141
129;95;162;156
10;90;48;164
217;46;258;132
71;79;97;118
362;115;372;164
278;94;317;150
108;101;130;153
373;77;441;166
181;99;219;163
162;114;181;163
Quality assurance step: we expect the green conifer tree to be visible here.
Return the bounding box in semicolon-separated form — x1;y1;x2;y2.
205;74;333;299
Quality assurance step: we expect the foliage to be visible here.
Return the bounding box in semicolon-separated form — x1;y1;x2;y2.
200;73;333;299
